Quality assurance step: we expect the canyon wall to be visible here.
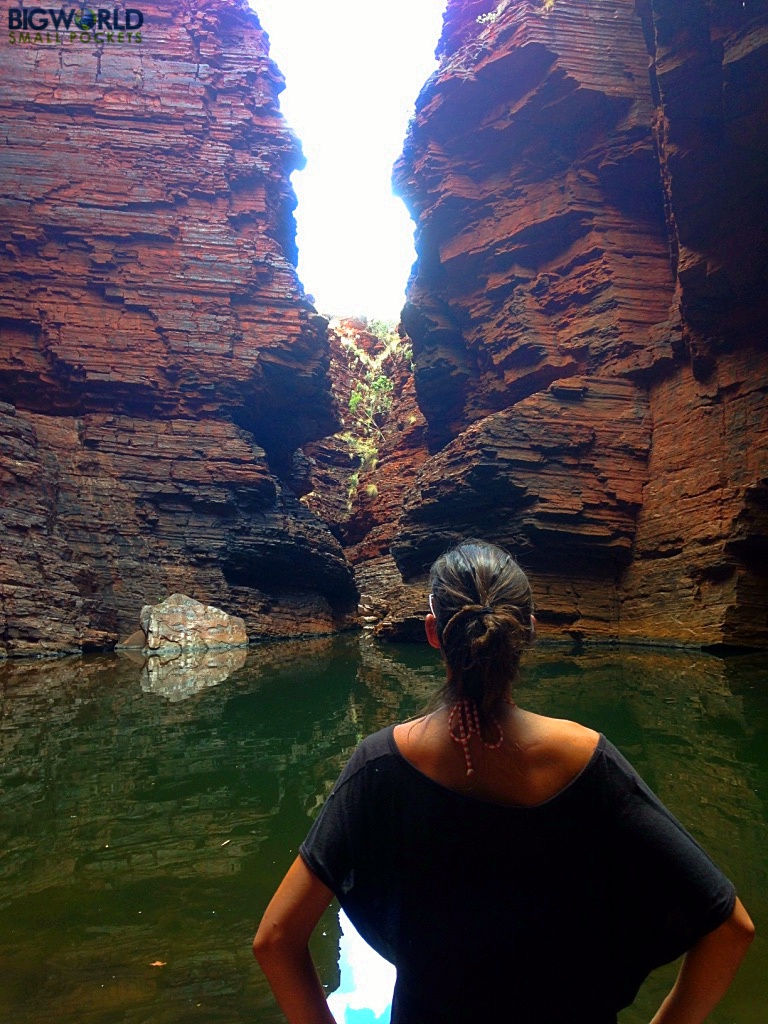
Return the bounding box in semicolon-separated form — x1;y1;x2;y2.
3;0;764;654
371;0;767;646
0;0;356;656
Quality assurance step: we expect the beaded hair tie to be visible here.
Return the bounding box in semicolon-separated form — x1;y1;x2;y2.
448;699;504;777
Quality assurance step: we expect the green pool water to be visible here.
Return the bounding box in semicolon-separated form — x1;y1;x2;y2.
0;635;765;1023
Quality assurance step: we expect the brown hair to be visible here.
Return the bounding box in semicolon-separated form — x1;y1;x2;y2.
429;539;534;724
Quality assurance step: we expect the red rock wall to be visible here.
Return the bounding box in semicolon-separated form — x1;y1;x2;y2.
385;0;767;647
621;0;768;647
0;0;355;655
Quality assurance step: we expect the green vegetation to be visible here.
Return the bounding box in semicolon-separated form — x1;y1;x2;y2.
341;320;411;443
348;373;394;431
367;318;397;342
338;318;412;506
477;0;553;21
476;1;507;24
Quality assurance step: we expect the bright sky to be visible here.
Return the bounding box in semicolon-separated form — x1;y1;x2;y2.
250;0;448;321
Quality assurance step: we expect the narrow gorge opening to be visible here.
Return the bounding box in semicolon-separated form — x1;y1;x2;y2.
251;0;448;321
1;0;764;654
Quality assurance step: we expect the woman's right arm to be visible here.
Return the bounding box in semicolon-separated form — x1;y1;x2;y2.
649;897;754;1024
253;856;338;1024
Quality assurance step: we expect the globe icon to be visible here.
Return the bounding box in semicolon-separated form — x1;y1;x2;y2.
74;8;97;30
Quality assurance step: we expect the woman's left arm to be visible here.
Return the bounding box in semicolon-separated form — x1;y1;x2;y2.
253;856;338;1024
648;897;755;1024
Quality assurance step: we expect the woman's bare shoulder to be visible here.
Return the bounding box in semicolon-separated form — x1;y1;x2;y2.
393;709;599;805
515;711;600;770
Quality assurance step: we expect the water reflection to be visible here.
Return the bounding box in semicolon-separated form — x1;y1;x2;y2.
136;645;249;701
0;638;765;1023
327;911;395;1024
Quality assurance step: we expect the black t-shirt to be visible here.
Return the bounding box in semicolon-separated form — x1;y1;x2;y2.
300;727;736;1024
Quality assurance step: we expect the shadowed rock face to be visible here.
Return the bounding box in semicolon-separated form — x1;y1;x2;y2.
392;376;651;642
620;0;768;648
0;0;355;655
383;0;768;647
395;0;671;443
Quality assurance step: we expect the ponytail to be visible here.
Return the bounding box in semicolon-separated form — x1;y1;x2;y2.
429;540;533;725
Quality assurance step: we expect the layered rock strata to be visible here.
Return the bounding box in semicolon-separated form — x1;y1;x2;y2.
621;0;768;648
0;0;355;655
392;377;651;639
381;0;767;647
300;318;379;543
299;318;431;555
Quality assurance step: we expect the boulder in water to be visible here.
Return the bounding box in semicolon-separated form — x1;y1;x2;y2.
127;594;249;654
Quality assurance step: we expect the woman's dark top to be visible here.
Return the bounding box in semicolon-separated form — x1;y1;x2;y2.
300;727;736;1024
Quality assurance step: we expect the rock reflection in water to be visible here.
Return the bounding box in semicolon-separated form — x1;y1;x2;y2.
0;638;355;1024
136;645;249;702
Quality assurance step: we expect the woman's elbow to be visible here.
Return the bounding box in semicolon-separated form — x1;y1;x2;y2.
253;919;284;964
253;917;306;966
